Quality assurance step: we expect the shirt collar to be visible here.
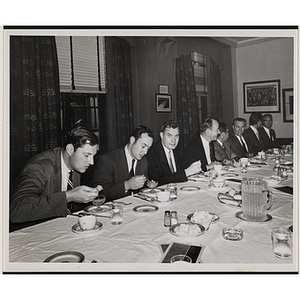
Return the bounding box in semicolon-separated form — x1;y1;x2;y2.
250;125;259;135
125;145;135;170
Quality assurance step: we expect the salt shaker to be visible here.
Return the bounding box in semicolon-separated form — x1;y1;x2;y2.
170;211;178;226
164;211;171;227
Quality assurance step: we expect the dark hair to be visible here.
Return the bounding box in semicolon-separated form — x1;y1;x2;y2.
130;125;154;142
200;117;218;133
64;125;99;151
263;113;273;121
218;122;229;133
249;112;263;126
232;117;247;127
160;120;179;133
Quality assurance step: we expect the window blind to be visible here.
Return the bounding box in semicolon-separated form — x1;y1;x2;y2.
191;52;207;95
55;36;107;93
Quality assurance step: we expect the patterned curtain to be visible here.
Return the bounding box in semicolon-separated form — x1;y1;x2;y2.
175;54;199;150
10;36;60;187
206;56;223;121
105;37;134;150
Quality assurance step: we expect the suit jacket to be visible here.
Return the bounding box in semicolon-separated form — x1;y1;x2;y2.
258;126;277;150
181;135;216;172
212;140;237;162
10;147;80;223
226;133;249;160
93;147;148;201
146;141;187;186
243;127;264;155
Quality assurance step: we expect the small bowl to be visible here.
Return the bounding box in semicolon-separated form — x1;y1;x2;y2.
222;228;243;241
156;191;170;202
212;178;225;188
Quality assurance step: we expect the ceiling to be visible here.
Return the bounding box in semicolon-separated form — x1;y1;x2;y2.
211;37;275;47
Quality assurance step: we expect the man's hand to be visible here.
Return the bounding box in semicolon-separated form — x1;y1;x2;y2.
124;175;147;191
66;186;99;203
184;160;202;177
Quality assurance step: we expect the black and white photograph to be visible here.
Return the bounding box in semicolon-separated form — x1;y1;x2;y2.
1;25;298;278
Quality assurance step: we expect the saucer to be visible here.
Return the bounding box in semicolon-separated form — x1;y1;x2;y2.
71;221;103;233
208;184;228;190
235;211;272;223
221;173;238;179
44;251;85;263
169;222;205;237
133;204;159;214
180;186;201;192
84;204;112;214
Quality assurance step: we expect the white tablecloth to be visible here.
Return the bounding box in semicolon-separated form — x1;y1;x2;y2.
7;155;297;272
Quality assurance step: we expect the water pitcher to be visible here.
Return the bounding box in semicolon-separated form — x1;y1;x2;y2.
241;177;273;222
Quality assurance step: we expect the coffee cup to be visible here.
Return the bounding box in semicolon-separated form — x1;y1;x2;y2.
156;191;170;202
78;215;97;230
214;164;223;174
212;178;225;188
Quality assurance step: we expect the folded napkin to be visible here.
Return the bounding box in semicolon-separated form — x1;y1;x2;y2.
190;211;213;230
217;190;242;208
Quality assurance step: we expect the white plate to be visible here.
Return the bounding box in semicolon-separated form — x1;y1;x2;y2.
71;222;103;233
169;222;205;237
221;173;238;179
188;174;208;182
44;251;85;263
133;204;159;214
180;186;201;192
263;176;282;186
84;204;112;214
187;212;219;224
235;211;272;223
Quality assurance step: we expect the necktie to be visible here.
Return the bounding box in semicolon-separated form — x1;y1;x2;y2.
67;171;74;213
240;137;248;153
168;151;175;173
129;159;135;177
67;171;74;190
209;142;215;162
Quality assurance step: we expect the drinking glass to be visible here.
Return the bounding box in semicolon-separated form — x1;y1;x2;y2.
93;195;106;212
271;227;292;259
170;254;192;263
208;170;217;188
111;203;123;225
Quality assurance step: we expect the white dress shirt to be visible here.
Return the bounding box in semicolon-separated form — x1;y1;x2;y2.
250;125;260;140
125;145;136;174
236;135;249;152
162;144;177;172
200;135;211;164
263;126;272;140
61;152;72;191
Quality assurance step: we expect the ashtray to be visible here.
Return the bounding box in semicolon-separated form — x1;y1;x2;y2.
222;228;243;241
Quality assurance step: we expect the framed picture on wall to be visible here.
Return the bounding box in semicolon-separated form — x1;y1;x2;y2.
158;84;169;94
156;94;172;112
282;88;293;122
243;79;281;113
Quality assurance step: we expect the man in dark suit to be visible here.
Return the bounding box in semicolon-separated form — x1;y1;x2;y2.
258;113;278;150
226;117;250;160
243;112;264;155
10;125;100;224
147;120;201;186
182;118;220;172
212;122;237;164
93;125;154;201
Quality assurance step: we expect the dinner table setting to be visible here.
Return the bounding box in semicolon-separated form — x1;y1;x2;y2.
6;147;297;272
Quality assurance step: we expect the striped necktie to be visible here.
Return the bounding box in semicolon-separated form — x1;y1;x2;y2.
168;151;175;173
67;171;74;213
67;171;74;190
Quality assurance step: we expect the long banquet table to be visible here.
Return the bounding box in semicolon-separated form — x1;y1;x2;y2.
6;154;297;272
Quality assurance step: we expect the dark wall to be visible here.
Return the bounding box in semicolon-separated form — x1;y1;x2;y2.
124;36;234;142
